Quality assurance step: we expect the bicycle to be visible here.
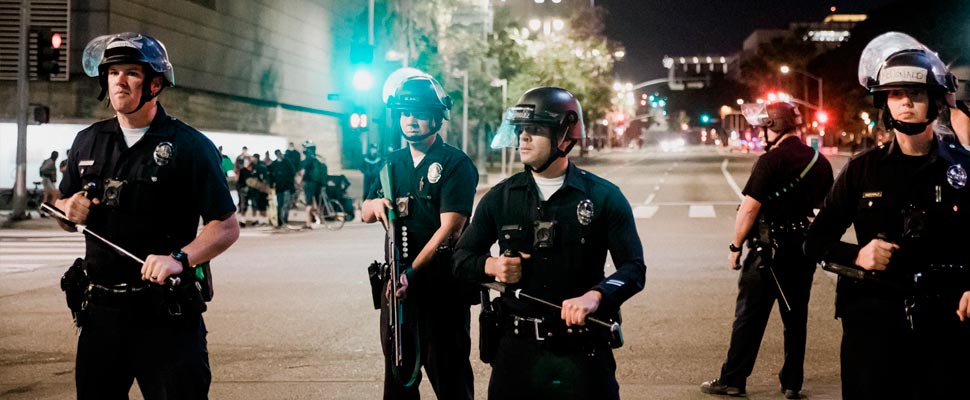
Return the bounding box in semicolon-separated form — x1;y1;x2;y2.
311;187;346;231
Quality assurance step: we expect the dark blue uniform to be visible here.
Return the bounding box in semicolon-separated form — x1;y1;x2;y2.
365;136;479;400
453;162;646;400
805;135;970;399
60;104;235;400
718;136;833;394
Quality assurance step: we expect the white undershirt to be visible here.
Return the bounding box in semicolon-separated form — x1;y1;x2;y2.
120;126;149;148
533;174;565;201
413;154;425;168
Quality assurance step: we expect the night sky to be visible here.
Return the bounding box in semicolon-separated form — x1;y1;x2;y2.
598;0;900;82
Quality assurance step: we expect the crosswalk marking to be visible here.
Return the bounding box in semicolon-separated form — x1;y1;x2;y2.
688;205;717;218
633;206;659;219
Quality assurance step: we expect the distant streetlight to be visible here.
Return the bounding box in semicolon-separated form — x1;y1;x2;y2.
552;19;565;31
528;19;542;31
780;64;823;110
736;98;744;105
614;50;625;59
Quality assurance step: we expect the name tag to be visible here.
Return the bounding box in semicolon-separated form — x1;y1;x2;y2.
78;160;95;167
862;191;882;199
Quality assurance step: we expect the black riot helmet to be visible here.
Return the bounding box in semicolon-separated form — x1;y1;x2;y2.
764;101;802;134
386;76;453;142
863;48;956;135
82;33;175;114
492;87;585;173
950;58;970;118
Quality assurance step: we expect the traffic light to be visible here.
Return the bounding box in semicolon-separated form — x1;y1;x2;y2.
350;43;374;92
815;110;829;125
31;104;50;124
35;29;62;79
350;112;368;129
700;114;711;124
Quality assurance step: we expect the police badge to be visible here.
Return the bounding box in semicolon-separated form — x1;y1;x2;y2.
577;199;594;226
428;162;443;184
154;142;174;166
947;164;967;189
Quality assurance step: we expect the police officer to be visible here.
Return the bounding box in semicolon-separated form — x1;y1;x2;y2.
700;101;833;399
55;32;239;399
361;74;478;399
939;58;970;149
453;87;646;400
805;32;970;399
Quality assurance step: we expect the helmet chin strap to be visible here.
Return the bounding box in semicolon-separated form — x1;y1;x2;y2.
885;102;937;135
527;126;575;174
400;114;441;142
957;101;970;119
123;85;159;115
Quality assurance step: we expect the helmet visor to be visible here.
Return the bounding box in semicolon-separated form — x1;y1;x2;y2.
858;32;927;89
492;106;563;149
82;32;174;85
741;103;769;126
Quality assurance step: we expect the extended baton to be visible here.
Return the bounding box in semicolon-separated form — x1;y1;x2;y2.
40;202;180;286
481;281;620;333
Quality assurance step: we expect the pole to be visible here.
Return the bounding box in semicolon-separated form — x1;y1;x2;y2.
367;0;375;45
461;70;469;154
11;0;30;221
818;77;823;111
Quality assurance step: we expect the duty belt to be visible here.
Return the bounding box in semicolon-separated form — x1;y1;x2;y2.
505;314;607;349
85;281;151;309
768;220;809;235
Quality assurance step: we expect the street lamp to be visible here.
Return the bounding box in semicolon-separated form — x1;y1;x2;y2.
779;65;823;111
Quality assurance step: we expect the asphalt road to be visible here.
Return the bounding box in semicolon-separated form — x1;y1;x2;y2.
0;145;852;399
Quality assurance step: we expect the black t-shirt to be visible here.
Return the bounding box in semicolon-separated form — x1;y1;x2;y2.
60;104;236;284
742;135;834;222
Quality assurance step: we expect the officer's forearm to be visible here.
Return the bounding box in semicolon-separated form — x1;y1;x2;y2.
181;214;240;266
413;212;467;270
733;196;761;246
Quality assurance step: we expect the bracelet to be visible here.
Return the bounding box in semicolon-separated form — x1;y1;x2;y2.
729;243;743;252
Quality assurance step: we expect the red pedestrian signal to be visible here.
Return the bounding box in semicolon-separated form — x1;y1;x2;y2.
815;111;829;125
34;29;61;79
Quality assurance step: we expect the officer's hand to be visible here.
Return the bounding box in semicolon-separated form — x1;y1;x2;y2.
562;291;601;326
141;254;183;285
395;268;417;299
854;238;899;271
728;250;742;270
485;252;530;284
957;291;970;322
372;198;394;229
55;192;99;227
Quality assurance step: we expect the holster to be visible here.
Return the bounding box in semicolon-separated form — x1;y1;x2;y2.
478;289;504;364
367;260;385;310
196;261;214;302
60;258;89;327
158;274;208;317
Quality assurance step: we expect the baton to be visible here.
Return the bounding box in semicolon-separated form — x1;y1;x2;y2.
40;202;180;286
752;241;791;312
481;281;620;333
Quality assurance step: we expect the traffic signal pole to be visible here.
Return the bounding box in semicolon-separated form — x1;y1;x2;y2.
11;0;30;221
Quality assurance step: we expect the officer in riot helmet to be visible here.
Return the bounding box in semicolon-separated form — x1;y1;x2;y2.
805;32;970;399
701;101;833;399
939;58;970;149
361;73;478;399
55;32;239;399
453;87;645;399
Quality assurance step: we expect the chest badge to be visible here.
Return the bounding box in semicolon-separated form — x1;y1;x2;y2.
154;142;174;166
947;164;967;189
427;162;443;184
577;199;594;226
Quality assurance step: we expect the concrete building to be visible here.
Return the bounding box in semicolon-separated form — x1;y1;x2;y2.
1;0;368;190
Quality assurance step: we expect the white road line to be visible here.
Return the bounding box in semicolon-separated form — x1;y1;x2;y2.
721;159;744;201
644;193;656;205
652;201;739;206
0;248;84;254
0;242;86;248
633;206;659;219
688;205;717;218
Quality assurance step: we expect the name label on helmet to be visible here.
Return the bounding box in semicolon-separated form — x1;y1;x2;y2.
509;106;534;121
879;66;927;85
106;40;137;50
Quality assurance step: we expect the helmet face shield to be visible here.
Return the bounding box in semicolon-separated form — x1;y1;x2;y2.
741;103;768;126
491;106;561;149
83;33;175;86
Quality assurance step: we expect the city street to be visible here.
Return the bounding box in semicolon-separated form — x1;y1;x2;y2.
1;146;851;399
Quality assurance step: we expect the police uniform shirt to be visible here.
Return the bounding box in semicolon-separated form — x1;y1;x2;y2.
805;134;970;309
453;162;646;316
365;136;478;266
742;135;833;222
60;104;236;285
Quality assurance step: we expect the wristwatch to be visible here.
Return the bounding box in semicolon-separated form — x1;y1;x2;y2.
171;249;192;270
729;243;743;252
